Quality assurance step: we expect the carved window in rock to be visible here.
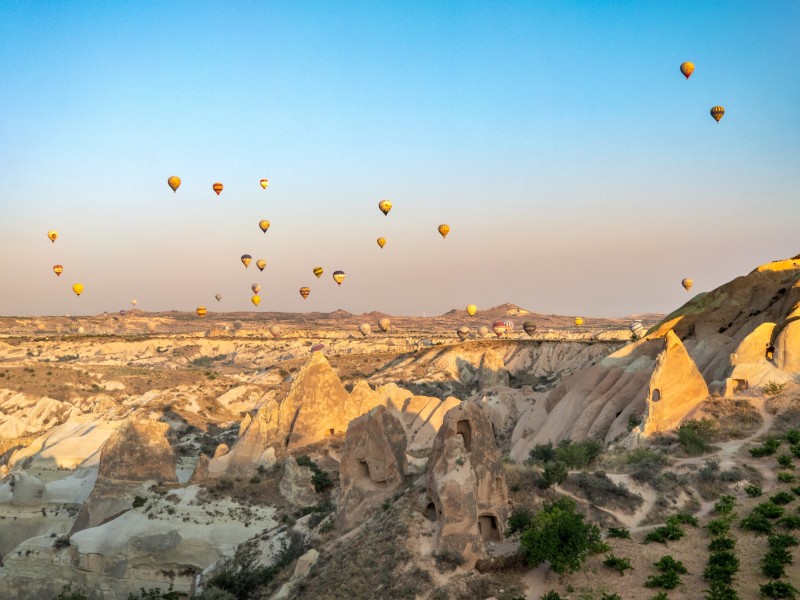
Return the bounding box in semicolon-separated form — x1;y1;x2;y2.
424;501;438;522
478;514;501;541
651;389;661;402
456;419;472;452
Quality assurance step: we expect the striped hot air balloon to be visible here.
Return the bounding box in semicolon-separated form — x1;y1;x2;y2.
630;321;644;338
333;270;345;285
196;306;207;318
523;321;537;336
710;106;725;122
313;266;323;278
53;265;63;277
492;319;513;338
212;182;223;195
299;287;310;299
241;254;252;268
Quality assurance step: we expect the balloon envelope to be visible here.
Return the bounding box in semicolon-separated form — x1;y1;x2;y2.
241;254;252;268
378;200;392;215
680;62;694;79
377;237;386;248
574;317;584;326
53;265;63;277
213;182;223;195
251;295;261;306
260;179;269;189
710;106;725;122
196;306;207;318
215;294;222;302
630;321;644;337
477;325;490;338
131;299;137;307
438;224;450;239
72;283;84;296
457;326;470;341
269;324;281;338
682;278;693;291
523;321;537;336
333;270;345;285
167;176;181;192
378;317;391;332
313;267;323;278
299;287;310;299
492;319;513;338
310;343;325;353
259;220;270;233
256;259;266;271
48;230;58;243
466;304;477;317
359;323;371;336
252;284;261;294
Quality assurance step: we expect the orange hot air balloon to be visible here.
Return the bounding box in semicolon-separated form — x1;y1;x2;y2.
492;319;513;338
241;254;252;268
260;179;269;189
212;182;223;195
47;230;58;243
72;283;84;296
438;224;450;239
299;287;310;299
251;295;261;306
256;259;266;271
167;176;181;192
332;270;346;286
196;306;207;318
53;265;63;277
377;237;386;249
313;267;323;278
710;106;725;122
378;200;392;216
680;62;694;79
259;220;270;233
682;278;693;292
466;304;477;317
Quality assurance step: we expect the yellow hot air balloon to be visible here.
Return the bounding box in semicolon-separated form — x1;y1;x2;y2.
378;200;392;216
299;287;310;299
680;62;694;79
259;220;270;233
53;265;63;277
377;237;386;249
466;304;477;317
710;106;725;122
313;267;323;278
574;317;584;326
167;176;181;192
332;270;346;286
256;259;266;271
260;179;269;189
196;306;207;318
241;254;252;268
438;224;450;239
213;182;223;195
682;278;693;292
47;230;58;243
251;295;261;306
72;283;84;296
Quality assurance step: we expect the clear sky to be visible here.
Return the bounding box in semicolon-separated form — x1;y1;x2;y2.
1;1;798;318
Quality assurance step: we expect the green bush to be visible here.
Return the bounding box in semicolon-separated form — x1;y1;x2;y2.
741;513;773;534
649;593;669;600
778;515;800;530
703;550;739;585
519;498;601;574
668;513;699;527
55;585;89;600
602;553;633;575
705;580;740;600
761;382;787;396
600;594;621;600
709;537;736;552
554;438;603;469
126;588;179;600
645;570;681;589
505;508;533;536
761;548;790;579
607;526;631;539
677;418;717;454
432;549;465;571
714;495;736;515
746;484;764;497
770;491;796;506
644;521;685;544
707;517;733;537
760;581;798;599
777;455;795;469
751;439;781;458
539;461;568;489
625;448;667;483
792;486;800;497
777;472;796;483
787;430;800;445
754;502;786;519
769;533;799;549
529;441;557;464
790;444;800;458
132;495;147;508
539;593;562;600
654;555;689;574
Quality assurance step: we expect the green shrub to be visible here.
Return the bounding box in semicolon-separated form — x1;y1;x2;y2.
529;442;557;464
607;526;631;539
645;570;681;589
539;593;562;600
761;382;787;396
519;498;601;574
777;455;795;469
746;484;764;497
761;548;789;579
132;495;147;508
792;486;800;497
554;439;603;469
778;515;800;530
777;472;796;483
668;513;699;527
770;491;796;506
754;502;785;519
769;533;799;549
55;585;89;600
602;553;633;575
505;508;533;536
751;439;781;458
539;461;568;489
714;495;736;515
790;444;800;458
703;550;739;585
787;430;800;445
709;537;736;552
677;418;717;454
649;593;669;600
707;517;733;537
653;555;688;574
741;513;773;534
705;580;740;600
644;521;685;544
126;588;180;600
600;594;621;600
760;581;798;599
432;549;465;571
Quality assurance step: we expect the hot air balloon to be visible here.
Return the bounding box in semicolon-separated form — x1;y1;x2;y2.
252;283;261;294
53;265;63;277
313;267;323;278
167;176;181;192
457;326;470;341
260;179;269;189
241;254;252;268
259;220;270;233
256;259;266;271
215;293;222;302
333;270;345;286
299;287;310;299
310;343;325;353
269;324;281;338
48;230;58;243
492;319;513;338
359;323;371;337
251;295;261;307
72;283;84;296
131;299;137;307
477;325;490;338
120;310;127;316
438;224;450;239
523;321;537;336
196;306;207;318
213;182;223;195
466;304;477;317
378;200;392;216
146;322;157;333
234;320;243;331
378;318;391;332
574;317;585;326
630;321;644;338
680;62;694;79
682;278;693;292
377;237;386;249
710;106;725;122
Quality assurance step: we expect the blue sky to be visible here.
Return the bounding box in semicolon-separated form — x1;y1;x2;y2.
1;1;798;317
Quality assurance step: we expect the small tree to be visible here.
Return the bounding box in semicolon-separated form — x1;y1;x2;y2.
539;461;568;490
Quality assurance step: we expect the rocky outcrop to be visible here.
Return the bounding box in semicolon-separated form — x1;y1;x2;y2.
97;419;177;483
426;402;508;564
189;454;209;484
774;298;800;371
279;456;317;507
476;349;509;390
337;406;407;532
640;331;709;436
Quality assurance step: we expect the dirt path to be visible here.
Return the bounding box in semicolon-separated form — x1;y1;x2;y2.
522;562;550;599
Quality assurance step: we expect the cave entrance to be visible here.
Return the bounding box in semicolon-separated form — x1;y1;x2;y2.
651;389;661;402
357;460;371;480
456;420;472;451
766;344;775;361
424;502;438;522
478;514;501;542
733;379;749;393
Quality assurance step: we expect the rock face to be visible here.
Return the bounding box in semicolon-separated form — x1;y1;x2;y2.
189;454;209;484
279;456;317;507
337;406;407;532
426;402;509;564
640;331;709;435
97;419;177;484
476;349;509;390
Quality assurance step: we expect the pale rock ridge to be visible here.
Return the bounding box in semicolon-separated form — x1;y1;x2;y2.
279;456;317;506
337;406;407;532
476;349;509;390
426;402;509;564
640;331;709;436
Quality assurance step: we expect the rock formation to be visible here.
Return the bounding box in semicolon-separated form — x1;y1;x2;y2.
426;402;508;564
337;406;407;531
279;456;317;507
476;349;509;390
